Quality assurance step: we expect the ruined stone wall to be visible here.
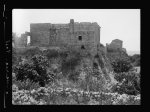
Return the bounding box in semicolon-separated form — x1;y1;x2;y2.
110;39;123;49
92;23;100;45
74;23;100;44
107;44;121;50
72;22;100;55
55;27;70;46
68;31;97;56
30;23;51;46
30;23;70;47
29;20;100;56
106;39;123;52
14;34;27;47
110;42;122;49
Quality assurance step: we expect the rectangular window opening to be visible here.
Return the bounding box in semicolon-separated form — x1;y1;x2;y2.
78;36;82;40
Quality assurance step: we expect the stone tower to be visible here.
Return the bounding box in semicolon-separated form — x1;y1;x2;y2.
69;19;74;33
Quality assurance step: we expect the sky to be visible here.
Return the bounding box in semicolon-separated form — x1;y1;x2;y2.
12;9;140;52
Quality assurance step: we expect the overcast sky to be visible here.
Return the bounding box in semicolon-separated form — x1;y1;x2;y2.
12;9;140;52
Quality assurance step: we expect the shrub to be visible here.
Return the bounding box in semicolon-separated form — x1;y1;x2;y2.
14;54;54;86
88;98;99;105
112;72;140;95
12;84;141;105
111;56;133;73
21;47;42;57
59;50;69;59
95;54;105;69
14;60;36;81
77;66;107;92
13;79;40;90
107;48;117;53
129;54;140;66
44;49;59;59
68;70;80;82
61;51;81;76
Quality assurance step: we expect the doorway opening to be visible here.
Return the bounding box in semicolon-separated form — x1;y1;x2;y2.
78;35;82;40
81;45;85;49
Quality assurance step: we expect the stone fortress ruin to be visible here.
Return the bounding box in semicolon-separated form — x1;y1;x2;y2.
106;39;126;53
17;19;101;56
13;19;128;57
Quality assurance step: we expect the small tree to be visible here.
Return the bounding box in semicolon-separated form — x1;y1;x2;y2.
111;56;133;73
112;71;140;95
14;54;54;86
129;54;140;66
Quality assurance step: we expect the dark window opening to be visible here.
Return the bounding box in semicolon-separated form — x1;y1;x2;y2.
78;36;82;40
81;45;85;49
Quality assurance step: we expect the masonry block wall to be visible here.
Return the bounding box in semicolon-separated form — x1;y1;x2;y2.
105;39;127;54
29;19;100;56
14;33;28;47
30;23;51;46
106;39;123;51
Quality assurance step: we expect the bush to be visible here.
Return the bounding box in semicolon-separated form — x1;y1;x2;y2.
112;72;140;95
111;57;133;73
44;49;59;59
12;84;141;105
107;48;117;53
77;66;107;92
68;70;80;82
13;79;40;90
129;54;140;66
94;54;104;69
61;51;81;76
21;47;42;57
14;54;54;86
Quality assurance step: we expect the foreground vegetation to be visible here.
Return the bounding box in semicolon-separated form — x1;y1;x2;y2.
12;84;140;105
12;47;140;105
